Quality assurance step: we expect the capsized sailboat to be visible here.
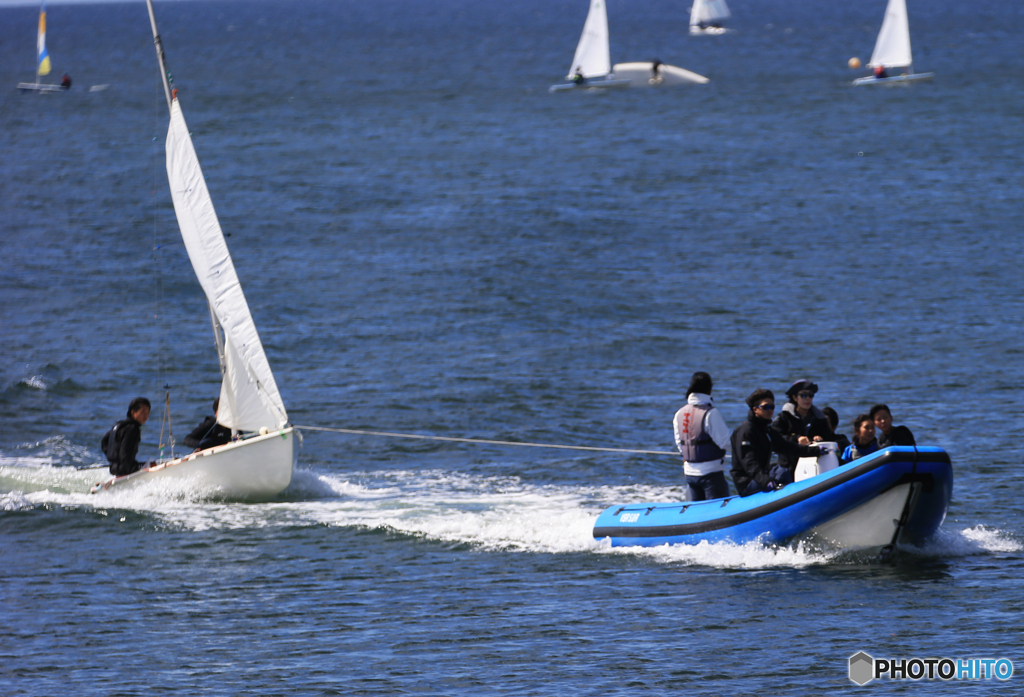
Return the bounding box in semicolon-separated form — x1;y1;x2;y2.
550;0;707;92
853;0;932;85
594;447;952;553
91;0;296;499
17;2;66;93
689;0;731;36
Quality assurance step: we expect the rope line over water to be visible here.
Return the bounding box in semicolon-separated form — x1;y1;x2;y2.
292;424;679;457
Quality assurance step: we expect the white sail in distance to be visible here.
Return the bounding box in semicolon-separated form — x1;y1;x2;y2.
568;0;611;79
868;0;913;68
165;98;288;432
690;0;731;28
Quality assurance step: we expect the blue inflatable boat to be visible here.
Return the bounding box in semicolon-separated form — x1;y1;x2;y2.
593;447;952;551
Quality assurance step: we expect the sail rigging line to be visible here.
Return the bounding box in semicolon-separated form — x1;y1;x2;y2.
291;424;681;457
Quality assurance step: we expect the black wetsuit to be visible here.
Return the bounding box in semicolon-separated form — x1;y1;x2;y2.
183;416;232;451
878;424;916;448
102;417;145;476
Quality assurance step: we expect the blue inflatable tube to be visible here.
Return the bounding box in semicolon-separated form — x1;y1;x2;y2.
593;447;952;549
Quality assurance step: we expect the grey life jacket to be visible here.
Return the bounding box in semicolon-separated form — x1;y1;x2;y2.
676;403;727;463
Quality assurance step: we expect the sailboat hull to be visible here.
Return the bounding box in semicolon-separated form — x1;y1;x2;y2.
612;62;709;87
853;72;933;86
17;83;64;92
549;76;631;92
90;427;296;500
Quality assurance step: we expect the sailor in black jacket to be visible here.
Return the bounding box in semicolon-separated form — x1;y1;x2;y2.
102;397;151;476
731;389;823;497
183;398;233;451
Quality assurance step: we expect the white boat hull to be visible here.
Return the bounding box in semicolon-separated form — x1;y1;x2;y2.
17;82;65;92
612;62;709;87
90;427;296;500
549;76;631;92
800;483;914;549
852;72;933;86
689;26;730;35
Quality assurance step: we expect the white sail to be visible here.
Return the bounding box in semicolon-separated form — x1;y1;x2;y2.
165;98;288;432
690;0;731;28
868;0;913;69
568;0;611;79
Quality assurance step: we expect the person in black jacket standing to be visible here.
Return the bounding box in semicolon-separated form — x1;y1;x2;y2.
731;388;823;497
101;397;152;476
183;398;232;452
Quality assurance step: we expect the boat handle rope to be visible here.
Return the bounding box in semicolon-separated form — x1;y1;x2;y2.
291;424;684;457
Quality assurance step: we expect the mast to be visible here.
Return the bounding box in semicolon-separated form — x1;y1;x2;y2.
145;0;228;379
145;0;173;113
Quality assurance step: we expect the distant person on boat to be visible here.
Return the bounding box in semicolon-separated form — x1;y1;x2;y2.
842;414;879;462
183;398;233;452
873;65;888;79
771;379;830;471
61;73;72;90
571;66;585;85
870;404;916;448
730;388;824;497
821;406;852;456
101;397;153;476
673;371;731;500
650;59;663;82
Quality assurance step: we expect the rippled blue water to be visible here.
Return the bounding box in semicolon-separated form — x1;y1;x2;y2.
2;0;1023;694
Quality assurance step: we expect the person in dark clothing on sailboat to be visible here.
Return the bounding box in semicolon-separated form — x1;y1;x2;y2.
183;398;232;451
101;397;152;476
571;66;585;85
730;388;824;497
60;73;72;89
873;65;888;79
870;404;916;448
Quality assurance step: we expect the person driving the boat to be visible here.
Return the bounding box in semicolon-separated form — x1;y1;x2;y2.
771;379;830;471
873;65;888;79
570;66;585;85
842;414;879;462
101;397;153;476
870;404;916;448
731;388;824;497
673;371;731;500
183;397;233;452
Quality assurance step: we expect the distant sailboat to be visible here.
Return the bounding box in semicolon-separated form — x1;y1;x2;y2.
689;0;731;36
551;0;708;92
853;0;932;85
91;0;296;499
17;2;67;93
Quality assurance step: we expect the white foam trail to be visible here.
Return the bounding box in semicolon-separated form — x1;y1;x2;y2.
2;456;1016;567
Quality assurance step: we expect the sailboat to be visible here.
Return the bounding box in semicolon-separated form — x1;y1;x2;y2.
852;0;932;86
689;0;731;36
550;0;708;92
91;0;296;499
17;2;66;93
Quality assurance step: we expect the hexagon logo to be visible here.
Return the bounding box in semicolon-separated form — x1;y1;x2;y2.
849;652;874;685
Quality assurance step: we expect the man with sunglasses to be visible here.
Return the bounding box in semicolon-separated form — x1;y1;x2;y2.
772;379;831;472
730;388;825;497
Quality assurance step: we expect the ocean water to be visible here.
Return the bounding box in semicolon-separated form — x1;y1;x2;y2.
2;0;1024;693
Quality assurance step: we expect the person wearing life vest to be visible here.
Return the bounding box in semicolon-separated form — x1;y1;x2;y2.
841;414;879;463
100;396;152;476
673;371;731;500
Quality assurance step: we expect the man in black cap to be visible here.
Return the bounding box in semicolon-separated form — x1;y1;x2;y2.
731;388;824;497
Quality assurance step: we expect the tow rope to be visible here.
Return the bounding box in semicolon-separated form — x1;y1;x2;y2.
291;424;679;457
